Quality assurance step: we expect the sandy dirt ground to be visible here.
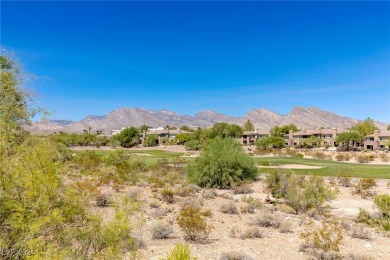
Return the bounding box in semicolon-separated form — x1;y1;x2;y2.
93;176;390;260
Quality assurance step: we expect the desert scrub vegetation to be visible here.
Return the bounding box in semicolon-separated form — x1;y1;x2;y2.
353;178;377;198
265;169;335;214
337;172;353;187
300;218;343;258
186;137;258;189
220;202;239;214
161;243;197;260
151;221;173;239
335;153;351;161
219;251;254;260
176;205;212;242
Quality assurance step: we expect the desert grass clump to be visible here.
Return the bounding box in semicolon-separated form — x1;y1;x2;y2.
95;193;110;207
151;221;173;239
241;196;263;209
350;226;372;240
202;189;218;199
220;202;239;214
312;151;327;160
354;178;376;198
232;183;253;194
356;154;370;163
337;172;353;187
161;187;176;204
219;252;254;260
161;243;197;260
379;153;389;162
374;194;390;231
335;153;351;161
250;211;281;228
176;205;212;242
279;220;293;233
239;226;264;239
240;204;256;214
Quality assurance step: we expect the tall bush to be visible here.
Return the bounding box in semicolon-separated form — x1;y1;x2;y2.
186;137;258;189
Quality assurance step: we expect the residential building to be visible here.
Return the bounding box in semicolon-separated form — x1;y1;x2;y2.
364;130;390;150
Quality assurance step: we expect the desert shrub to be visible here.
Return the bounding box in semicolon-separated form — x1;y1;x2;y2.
354;178;377;198
279;221;294;233
73;150;102;171
175;184;198;197
239;226;264;239
251;211;281;228
350;226;372;240
179;197;204;209
300;218;343;253
176;205;211;241
379;153;389;162
186;137;258;189
219;252;254;260
220;202;239;214
359;178;376;190
344;254;375;260
232;183;253;194
374;194;390;231
295;153;304;158
185;139;201;151
240;204;256;214
152;221;173;239
335;153;351;161
153;208;168;218
241;196;263;209
356;154;370;163
357;208;373;226
312;151;326;160
202;189;218;199
95;193;110;207
102;149;128;166
149;200;161;209
161;187;176;204
266;170;335;213
201;209;213;217
277;204;296;214
161;243;197;260
337;172;352;187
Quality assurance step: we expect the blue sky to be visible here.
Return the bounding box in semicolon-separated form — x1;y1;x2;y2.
2;1;390;122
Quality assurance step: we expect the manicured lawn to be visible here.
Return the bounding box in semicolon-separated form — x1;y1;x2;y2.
256;156;390;179
91;149;186;165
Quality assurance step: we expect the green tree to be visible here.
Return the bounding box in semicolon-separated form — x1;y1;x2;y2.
243;119;255;131
351;117;378;137
144;134;158;147
255;136;285;150
140;124;149;132
299;135;321;148
0;54;36;146
207;122;243;139
186;137;258;188
336;131;362;151
270;124;299;137
115;127;140;148
180;125;192;132
174;133;191;145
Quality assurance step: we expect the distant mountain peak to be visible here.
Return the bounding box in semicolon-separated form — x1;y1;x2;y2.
26;106;388;134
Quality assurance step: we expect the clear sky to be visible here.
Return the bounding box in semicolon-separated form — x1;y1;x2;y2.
2;1;390;122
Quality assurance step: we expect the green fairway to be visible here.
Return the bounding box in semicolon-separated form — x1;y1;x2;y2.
256;156;390;179
90;149;186;165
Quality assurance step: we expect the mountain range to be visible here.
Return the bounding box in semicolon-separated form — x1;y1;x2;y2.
26;106;388;134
